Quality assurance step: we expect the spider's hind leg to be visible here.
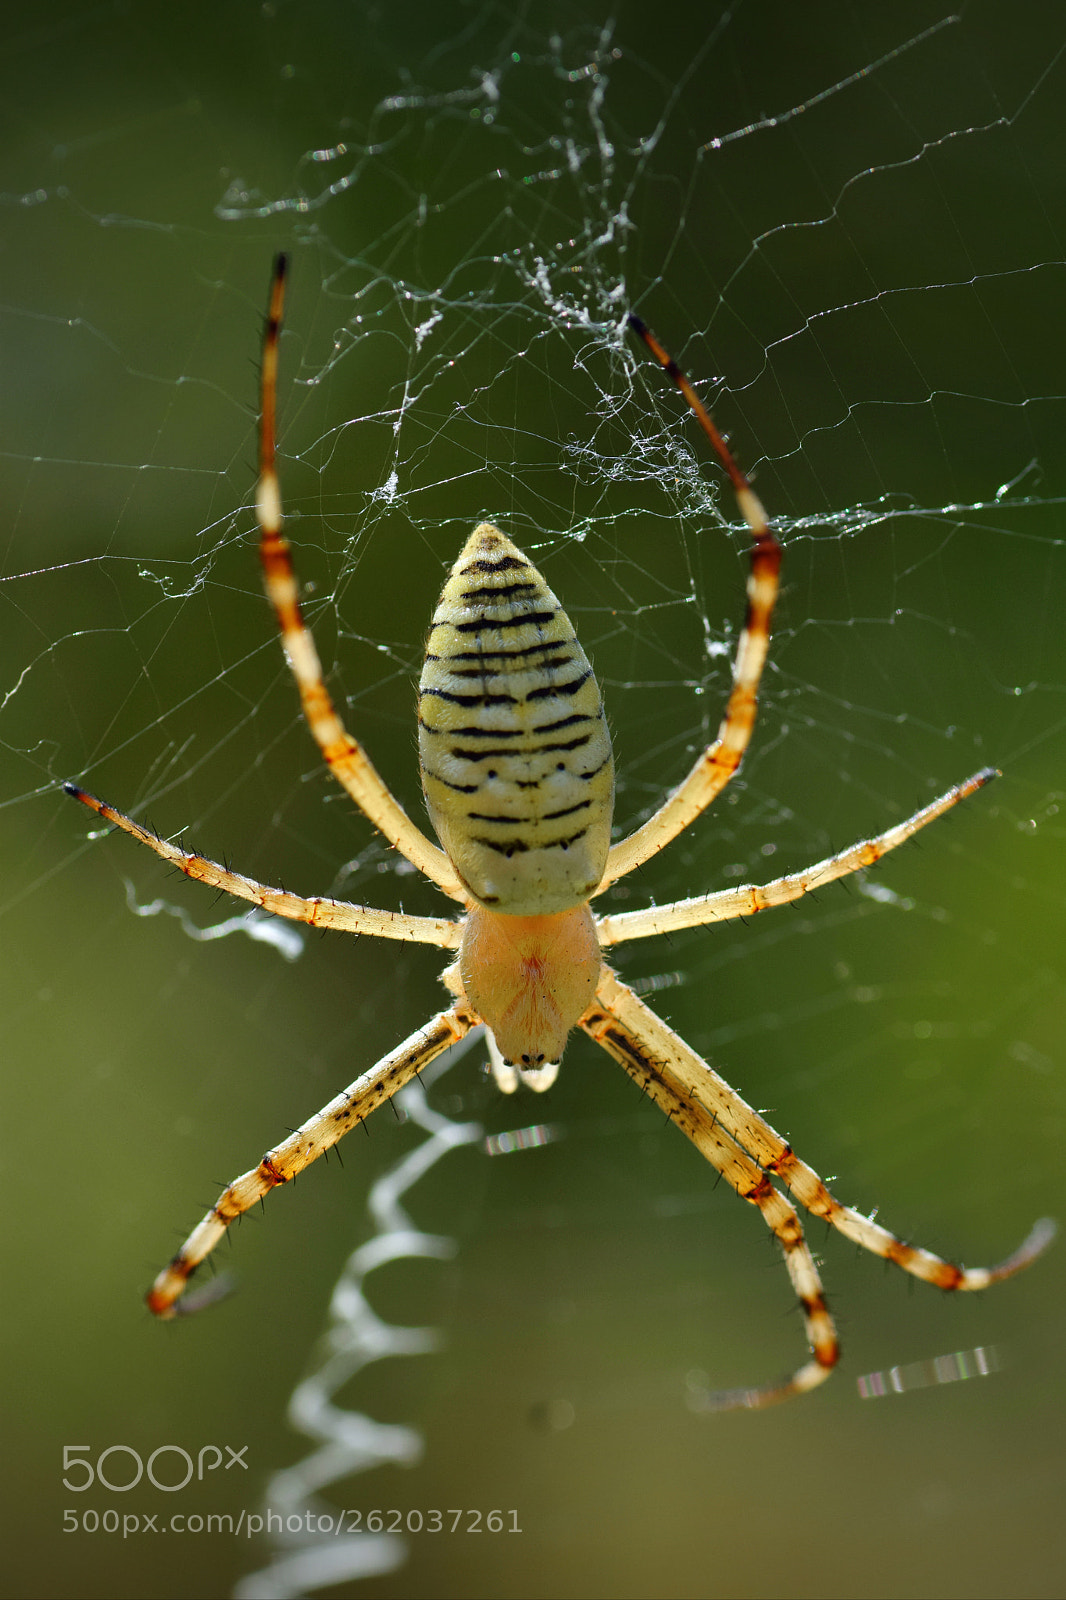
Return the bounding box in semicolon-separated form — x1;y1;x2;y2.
600;316;781;892
255;255;465;902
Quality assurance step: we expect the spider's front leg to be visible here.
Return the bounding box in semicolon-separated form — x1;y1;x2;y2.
581;988;838;1409
583;967;1054;1404
146;1003;476;1317
596;968;1055;1295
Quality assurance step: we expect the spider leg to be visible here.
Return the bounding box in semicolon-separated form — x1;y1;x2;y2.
64;784;461;949
146;1002;477;1317
597;768;998;946
598;316;781;893
257;256;466;903
594;968;1055;1292
582;983;838;1409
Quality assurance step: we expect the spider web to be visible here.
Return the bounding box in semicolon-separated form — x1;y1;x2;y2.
3;4;1065;1599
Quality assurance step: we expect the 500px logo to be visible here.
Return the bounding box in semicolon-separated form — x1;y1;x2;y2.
62;1445;249;1493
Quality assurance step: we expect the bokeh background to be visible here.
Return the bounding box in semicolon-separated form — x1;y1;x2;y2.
2;3;1064;1597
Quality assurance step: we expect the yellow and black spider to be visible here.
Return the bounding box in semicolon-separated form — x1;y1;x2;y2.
67;257;1053;1408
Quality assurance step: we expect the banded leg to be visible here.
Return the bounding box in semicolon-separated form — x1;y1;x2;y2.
146;1003;477;1317
599;315;781;892
257;256;466;903
595;968;1055;1291
597;768;998;947
582;992;838;1409
63;784;461;950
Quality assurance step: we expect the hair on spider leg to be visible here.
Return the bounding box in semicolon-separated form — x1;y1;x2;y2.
318;1136;344;1169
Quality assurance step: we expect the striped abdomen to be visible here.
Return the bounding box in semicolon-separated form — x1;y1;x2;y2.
418;523;614;914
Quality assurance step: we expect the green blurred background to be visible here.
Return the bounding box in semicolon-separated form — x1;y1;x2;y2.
2;3;1064;1597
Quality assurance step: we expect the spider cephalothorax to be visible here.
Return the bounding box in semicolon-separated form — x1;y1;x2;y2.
66;256;1053;1406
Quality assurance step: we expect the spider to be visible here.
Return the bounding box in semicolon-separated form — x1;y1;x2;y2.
66;256;1053;1408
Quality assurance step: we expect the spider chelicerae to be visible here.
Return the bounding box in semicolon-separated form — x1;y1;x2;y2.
66;256;1053;1408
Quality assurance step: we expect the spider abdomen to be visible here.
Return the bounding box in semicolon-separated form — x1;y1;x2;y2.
418;522;614;914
